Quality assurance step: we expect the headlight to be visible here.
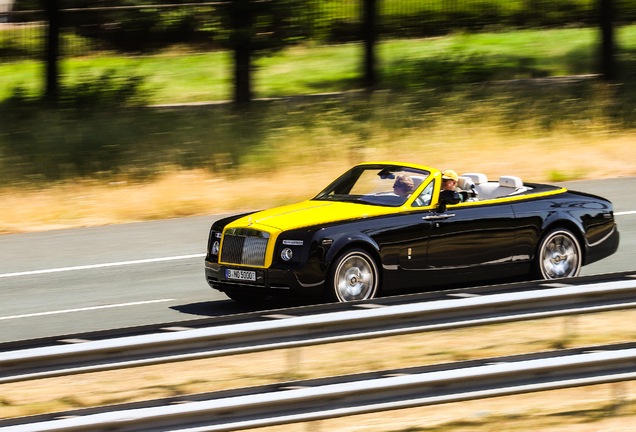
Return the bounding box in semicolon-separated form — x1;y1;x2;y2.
281;247;293;261
211;241;220;255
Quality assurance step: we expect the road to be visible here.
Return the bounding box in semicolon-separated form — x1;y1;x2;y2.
1;178;635;343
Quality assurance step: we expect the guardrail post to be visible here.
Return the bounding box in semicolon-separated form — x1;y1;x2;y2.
611;382;628;414
563;316;578;342
286;347;302;379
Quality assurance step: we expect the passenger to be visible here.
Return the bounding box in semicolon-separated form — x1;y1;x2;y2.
441;170;463;202
393;175;415;197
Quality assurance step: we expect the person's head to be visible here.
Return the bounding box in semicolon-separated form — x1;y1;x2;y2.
393;175;415;197
441;170;458;191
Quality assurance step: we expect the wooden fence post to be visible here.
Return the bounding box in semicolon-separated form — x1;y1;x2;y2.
232;0;253;104
45;0;60;102
600;0;615;80
362;0;377;88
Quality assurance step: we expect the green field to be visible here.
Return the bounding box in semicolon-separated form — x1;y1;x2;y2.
3;25;636;104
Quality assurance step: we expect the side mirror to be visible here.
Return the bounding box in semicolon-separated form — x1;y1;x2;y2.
437;190;461;212
439;190;461;205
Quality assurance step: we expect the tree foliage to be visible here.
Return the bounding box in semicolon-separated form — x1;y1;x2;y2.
11;0;317;53
11;0;635;55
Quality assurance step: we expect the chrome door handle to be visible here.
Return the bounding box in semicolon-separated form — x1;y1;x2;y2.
423;214;455;221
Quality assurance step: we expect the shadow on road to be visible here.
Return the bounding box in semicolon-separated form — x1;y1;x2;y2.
170;275;537;318
170;297;315;318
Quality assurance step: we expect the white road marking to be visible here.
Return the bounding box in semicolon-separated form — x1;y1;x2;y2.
0;299;176;321
0;254;206;279
616;211;636;216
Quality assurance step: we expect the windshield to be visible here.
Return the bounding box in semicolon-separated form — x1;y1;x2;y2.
314;165;431;207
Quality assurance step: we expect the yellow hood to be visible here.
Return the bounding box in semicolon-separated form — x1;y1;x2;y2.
227;200;402;232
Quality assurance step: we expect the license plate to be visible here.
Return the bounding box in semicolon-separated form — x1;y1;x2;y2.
226;269;256;281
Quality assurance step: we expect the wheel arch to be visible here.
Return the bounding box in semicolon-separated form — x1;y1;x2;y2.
325;236;381;265
532;220;585;280
538;218;586;262
325;237;383;291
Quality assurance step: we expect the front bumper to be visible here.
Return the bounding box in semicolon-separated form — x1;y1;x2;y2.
204;259;326;298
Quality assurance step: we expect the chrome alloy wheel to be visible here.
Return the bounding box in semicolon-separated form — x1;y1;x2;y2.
539;229;582;279
332;250;378;302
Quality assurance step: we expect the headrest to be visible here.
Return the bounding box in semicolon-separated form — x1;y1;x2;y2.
410;175;427;188
461;173;488;185
457;176;475;190
499;176;523;188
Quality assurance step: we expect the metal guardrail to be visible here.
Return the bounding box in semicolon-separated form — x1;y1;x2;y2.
2;342;636;431
2;278;636;384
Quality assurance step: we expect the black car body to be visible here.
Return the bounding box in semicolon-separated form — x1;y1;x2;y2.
205;162;620;302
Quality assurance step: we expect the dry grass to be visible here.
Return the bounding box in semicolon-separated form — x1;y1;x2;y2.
1;129;636;235
1;310;636;430
3;80;636;236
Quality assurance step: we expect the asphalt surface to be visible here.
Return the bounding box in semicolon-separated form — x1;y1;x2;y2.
1;178;635;343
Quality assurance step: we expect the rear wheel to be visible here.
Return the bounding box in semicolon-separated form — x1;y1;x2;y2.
534;228;582;279
327;249;379;302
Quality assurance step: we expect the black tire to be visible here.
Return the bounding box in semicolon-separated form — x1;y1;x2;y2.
224;291;267;304
533;228;582;280
327;248;379;302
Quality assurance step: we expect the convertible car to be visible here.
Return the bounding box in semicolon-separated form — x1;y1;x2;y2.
205;162;619;303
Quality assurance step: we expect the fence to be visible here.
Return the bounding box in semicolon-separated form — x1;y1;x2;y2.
0;0;626;101
0;0;615;60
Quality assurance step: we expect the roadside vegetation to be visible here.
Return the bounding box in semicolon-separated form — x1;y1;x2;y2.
1;25;636;235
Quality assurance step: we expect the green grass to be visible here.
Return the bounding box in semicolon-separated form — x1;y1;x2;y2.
3;25;636;103
0;60;45;99
381;27;597;75
0;52;233;103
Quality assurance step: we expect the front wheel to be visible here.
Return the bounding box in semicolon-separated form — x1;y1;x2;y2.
327;249;379;302
534;228;582;279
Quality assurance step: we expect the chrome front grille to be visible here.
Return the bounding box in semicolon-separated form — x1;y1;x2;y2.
221;228;269;266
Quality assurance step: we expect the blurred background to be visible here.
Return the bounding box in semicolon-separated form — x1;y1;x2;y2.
1;4;636;429
1;0;635;232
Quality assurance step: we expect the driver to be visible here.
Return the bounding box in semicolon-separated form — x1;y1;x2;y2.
393;175;415;197
441;169;464;202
